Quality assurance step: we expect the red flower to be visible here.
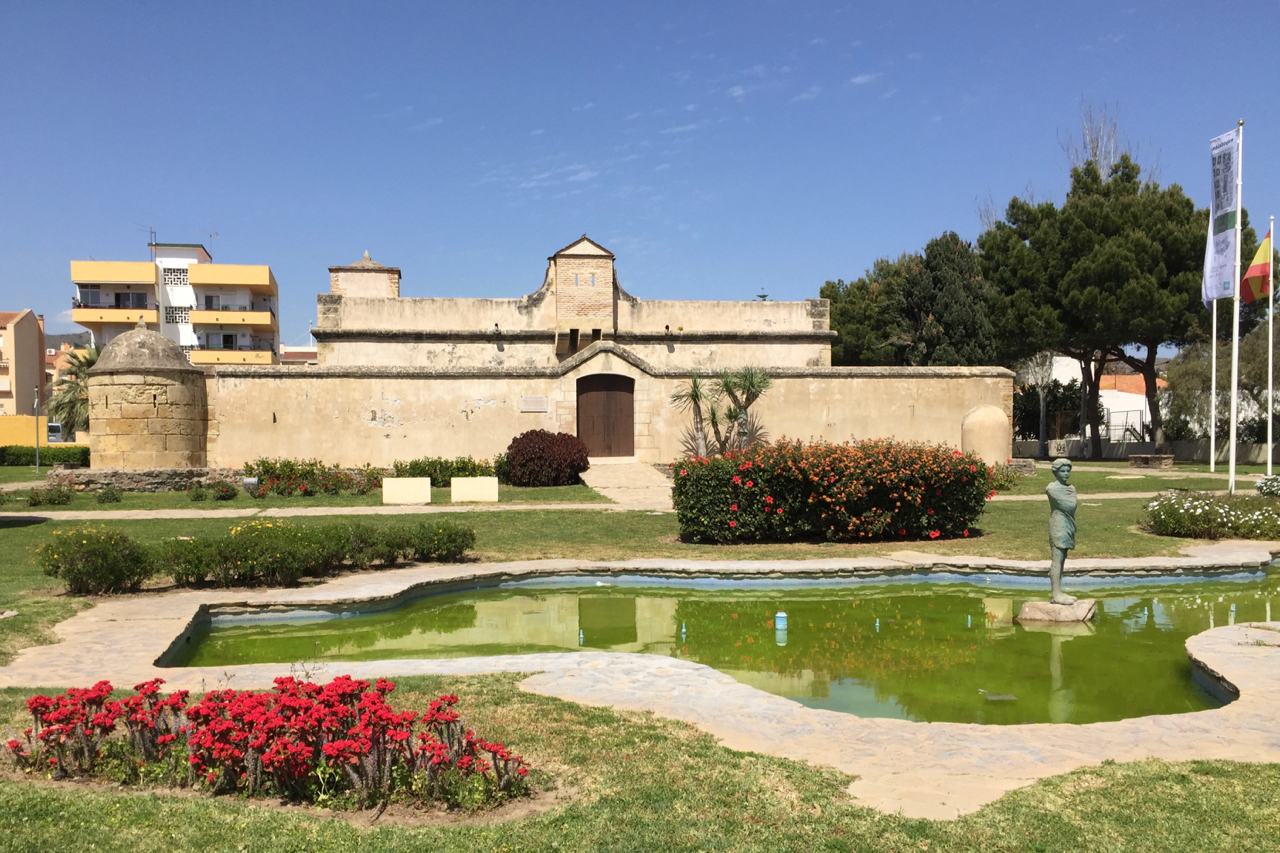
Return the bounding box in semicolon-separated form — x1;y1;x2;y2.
899;529;906;536
745;480;754;488
927;508;934;515
963;529;970;538
729;520;737;528
765;495;774;504
776;508;783;515
730;504;738;511
680;469;688;476
970;465;977;473
733;475;741;485
929;530;940;539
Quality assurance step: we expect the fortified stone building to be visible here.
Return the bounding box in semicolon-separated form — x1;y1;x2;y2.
88;236;1013;471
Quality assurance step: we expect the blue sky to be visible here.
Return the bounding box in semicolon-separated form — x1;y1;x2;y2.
2;1;1278;346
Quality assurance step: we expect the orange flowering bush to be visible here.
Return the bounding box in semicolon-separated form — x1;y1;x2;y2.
671;438;992;543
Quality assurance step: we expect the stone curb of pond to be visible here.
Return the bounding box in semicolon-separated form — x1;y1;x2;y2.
0;546;1276;822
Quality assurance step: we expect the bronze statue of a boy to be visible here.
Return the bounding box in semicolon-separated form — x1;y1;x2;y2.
1046;458;1078;605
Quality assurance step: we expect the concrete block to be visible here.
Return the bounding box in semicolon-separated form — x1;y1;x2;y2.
383;477;432;505
450;476;498;502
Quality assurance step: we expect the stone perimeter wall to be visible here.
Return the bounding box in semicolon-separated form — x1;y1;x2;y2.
205;356;1013;468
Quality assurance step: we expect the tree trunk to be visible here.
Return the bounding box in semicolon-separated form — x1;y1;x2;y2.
1140;349;1163;448
1078;353;1107;460
1037;386;1049;459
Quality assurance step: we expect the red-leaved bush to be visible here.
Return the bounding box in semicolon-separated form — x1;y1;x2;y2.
504;430;590;487
671;438;993;543
6;676;529;810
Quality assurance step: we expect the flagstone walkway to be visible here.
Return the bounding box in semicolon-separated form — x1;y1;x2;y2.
577;460;674;511
0;544;1275;820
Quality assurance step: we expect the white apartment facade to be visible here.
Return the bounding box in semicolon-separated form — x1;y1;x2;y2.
70;243;279;364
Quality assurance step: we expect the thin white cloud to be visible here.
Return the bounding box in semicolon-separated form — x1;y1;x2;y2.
567;169;599;182
376;105;414;119
408;118;443;131
573;102;595;111
727;85;746;99
660;121;708;134
683;103;698;111
792;86;820;102
851;73;880;85
530;128;544;136
810;38;827;45
883;88;898;99
907;52;923;60
654;163;670;171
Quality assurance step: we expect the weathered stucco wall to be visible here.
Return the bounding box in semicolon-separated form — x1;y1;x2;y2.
617;297;828;333
207;348;1011;468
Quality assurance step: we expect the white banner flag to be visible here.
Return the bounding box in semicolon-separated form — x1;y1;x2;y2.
1203;128;1240;307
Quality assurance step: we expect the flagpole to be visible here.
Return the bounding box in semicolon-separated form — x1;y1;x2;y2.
1228;120;1244;495
1269;213;1275;476
1211;306;1217;472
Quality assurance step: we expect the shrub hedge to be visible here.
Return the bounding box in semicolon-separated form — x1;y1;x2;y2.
243;458;382;498
0;445;90;466
38;520;478;593
671;438;993;544
504;430;590;487
38;527;156;594
393;455;499;484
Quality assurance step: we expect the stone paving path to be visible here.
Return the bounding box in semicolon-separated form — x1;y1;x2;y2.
1;502;616;522
0;545;1275;820
578;460;673;511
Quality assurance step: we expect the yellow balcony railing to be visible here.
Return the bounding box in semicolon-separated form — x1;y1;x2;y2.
70;261;157;285
188;349;277;365
189;309;278;330
71;308;160;327
187;264;277;293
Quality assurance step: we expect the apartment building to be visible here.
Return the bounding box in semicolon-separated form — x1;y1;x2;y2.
70;243;280;364
0;309;46;416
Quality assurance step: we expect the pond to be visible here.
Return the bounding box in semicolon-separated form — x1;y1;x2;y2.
175;571;1278;725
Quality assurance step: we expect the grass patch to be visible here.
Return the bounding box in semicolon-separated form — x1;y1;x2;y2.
1056;459;1268;475
0;466;44;485
0;484;610;512
0;674;1276;851
1001;469;1232;497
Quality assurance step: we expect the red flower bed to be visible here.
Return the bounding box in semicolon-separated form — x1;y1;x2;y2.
671;438;993;543
7;677;529;810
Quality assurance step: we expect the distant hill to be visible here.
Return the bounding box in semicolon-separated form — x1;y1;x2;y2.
45;332;92;350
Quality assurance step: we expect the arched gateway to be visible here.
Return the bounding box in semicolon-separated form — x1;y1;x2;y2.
576;374;634;457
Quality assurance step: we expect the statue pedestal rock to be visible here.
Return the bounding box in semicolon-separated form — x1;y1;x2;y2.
1018;458;1096;624
1016;598;1097;624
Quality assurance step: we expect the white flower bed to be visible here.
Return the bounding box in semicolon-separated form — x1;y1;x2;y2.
1145;490;1280;539
1256;475;1280;498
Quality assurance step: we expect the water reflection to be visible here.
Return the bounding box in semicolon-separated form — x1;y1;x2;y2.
180;573;1276;725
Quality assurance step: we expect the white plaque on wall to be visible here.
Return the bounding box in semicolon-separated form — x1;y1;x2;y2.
520;395;549;413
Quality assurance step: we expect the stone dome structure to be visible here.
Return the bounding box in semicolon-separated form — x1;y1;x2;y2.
89;324;203;377
88;323;208;469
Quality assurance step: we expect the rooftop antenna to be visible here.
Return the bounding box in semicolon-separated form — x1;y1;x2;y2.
208;231;219;261
148;227;156;260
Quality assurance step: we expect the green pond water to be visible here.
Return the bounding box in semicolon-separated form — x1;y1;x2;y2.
177;572;1278;725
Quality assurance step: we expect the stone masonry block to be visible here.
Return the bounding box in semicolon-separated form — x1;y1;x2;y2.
120;403;157;420
383;477;431;505
450;476;498;502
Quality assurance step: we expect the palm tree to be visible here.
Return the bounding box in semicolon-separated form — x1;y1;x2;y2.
47;347;99;440
715;367;772;451
670;375;713;457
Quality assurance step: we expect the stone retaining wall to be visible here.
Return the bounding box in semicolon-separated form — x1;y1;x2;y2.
47;467;243;492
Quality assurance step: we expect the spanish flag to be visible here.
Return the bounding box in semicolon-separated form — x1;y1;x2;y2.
1242;229;1273;304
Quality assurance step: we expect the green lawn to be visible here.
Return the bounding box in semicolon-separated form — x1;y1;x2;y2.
1002;469;1236;497
0;674;1276;852
1047;459;1270;475
0;466;44;485
0;483;609;512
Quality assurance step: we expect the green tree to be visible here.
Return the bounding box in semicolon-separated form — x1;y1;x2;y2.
819;255;908;366
982;155;1230;455
47;347;99;439
822;233;993;367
